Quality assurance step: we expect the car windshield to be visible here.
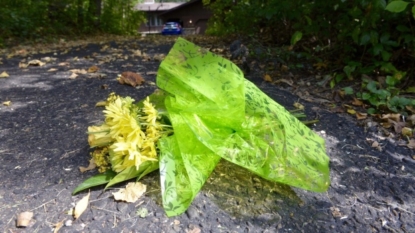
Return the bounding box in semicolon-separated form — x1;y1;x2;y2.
165;22;178;28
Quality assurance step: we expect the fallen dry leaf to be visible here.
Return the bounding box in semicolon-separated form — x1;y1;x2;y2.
87;65;99;73
117;71;145;87
48;68;58;72
371;141;382;151
53;221;64;233
330;207;342;218
146;71;158;75
113;182;146;203
186;227;202;233
407;139;415;149
263;74;272;82
19;62;29;68
69;69;87;74
406;106;415;114
388;119;406;134
3;101;11;106
28;59;45;66
381;113;401;122
153;54;165;61
16;211;33;227
79;158;97;173
74;192;90;219
351;98;364;106
0;71;9;78
88;73;107;79
273;78;294;86
356;112;367;120
58;62;69;66
280;64;289;72
408;115;415;125
69;73;78;79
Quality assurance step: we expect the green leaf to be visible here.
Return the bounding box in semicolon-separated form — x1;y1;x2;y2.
343;86;354;95
72;170;116;195
360;32;371;45
404;87;415;93
291;31;303;46
381;50;392;61
412;5;415;19
330;79;336;88
386;76;399;86
367;108;377;114
373;44;384;56
362;92;372;100
343;65;355;78
366;81;377;93
136;207;149;218
106;161;158;188
397;25;410;32
385;1;410;13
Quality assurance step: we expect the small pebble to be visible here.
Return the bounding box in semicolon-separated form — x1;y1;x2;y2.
64;219;72;226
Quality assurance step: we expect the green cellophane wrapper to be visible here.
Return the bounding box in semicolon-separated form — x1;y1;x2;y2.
156;38;330;216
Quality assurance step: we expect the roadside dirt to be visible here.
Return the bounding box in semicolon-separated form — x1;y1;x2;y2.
0;37;414;233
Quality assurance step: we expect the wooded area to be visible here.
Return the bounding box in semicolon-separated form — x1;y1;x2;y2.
204;0;415;114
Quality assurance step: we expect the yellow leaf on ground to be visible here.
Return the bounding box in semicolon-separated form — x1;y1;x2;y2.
17;211;33;227
2;101;11;106
79;158;97;173
0;71;9;78
74;192;90;219
402;127;413;137
263;74;272;82
95;101;107;107
347;108;356;115
113;182;146;203
293;102;304;110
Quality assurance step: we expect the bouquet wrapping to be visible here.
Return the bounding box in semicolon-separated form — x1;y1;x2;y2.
75;38;330;217
156;38;330;216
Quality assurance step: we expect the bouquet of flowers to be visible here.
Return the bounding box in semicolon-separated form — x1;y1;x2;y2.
73;38;330;217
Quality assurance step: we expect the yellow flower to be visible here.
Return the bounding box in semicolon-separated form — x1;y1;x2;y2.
109;136;157;172
142;97;159;127
91;147;110;173
89;94;165;173
104;97;142;139
87;124;113;147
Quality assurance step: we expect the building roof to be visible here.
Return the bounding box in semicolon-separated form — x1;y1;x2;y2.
159;0;202;15
134;2;184;12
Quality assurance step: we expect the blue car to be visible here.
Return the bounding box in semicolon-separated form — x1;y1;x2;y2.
161;22;182;35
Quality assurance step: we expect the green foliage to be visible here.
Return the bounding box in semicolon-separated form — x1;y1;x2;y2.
357;75;415;113
0;0;146;41
204;0;415;113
